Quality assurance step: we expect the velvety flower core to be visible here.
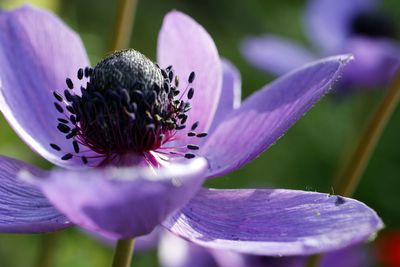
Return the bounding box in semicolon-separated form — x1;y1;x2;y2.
50;49;203;166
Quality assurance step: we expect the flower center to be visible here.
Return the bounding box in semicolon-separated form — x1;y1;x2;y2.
50;49;206;166
351;11;396;38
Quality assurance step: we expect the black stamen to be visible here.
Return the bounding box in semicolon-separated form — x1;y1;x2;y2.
191;121;199;131
53;91;63;102
81;156;88;164
163;82;170;93
188;72;195;83
187;144;199;150
50;143;61;151
168;71;174;81
58;118;69;124
181;115;188;124
184;153;196;159
57;123;71;134
54;102;64;113
161;69;168;78
66;105;76;114
187;132;196;137
73;140;80;153
77;68;84;80
66;78;74;89
66;129;77;139
196;132;208;138
64;90;73;102
61;153;73;160
187;88;194;99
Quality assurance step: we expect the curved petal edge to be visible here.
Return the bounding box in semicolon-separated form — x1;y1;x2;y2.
163;188;383;256
0;155;71;233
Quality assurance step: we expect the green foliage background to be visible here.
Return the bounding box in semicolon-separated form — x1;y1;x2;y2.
0;0;399;266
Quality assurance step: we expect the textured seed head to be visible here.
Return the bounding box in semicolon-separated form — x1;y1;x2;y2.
90;49;164;94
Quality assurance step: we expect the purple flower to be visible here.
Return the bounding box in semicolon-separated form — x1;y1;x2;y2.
241;0;400;89
158;231;374;267
0;5;382;255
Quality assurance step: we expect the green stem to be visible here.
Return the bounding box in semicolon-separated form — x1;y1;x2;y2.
110;0;138;51
306;254;321;267
112;239;135;267
336;71;400;197
36;232;59;267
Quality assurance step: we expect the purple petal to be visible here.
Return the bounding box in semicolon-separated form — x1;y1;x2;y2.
342;37;400;88
304;0;375;53
32;158;207;239
157;11;222;134
0;156;71;232
203;55;352;178
209;59;242;133
241;35;317;76
163;188;383;256
0;6;91;168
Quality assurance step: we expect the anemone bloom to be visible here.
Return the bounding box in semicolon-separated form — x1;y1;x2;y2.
0;6;382;256
241;0;400;89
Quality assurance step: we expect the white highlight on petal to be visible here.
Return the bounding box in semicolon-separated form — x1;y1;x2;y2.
158;231;190;267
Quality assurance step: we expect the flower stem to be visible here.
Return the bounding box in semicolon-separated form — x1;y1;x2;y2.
112;239;135;267
35;233;59;267
306;254;321;267
336;71;400;197
110;0;138;51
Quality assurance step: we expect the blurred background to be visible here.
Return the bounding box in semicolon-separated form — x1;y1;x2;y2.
0;0;399;266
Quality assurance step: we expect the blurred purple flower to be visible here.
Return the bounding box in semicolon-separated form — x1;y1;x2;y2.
0;6;382;255
159;232;375;267
242;0;400;89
